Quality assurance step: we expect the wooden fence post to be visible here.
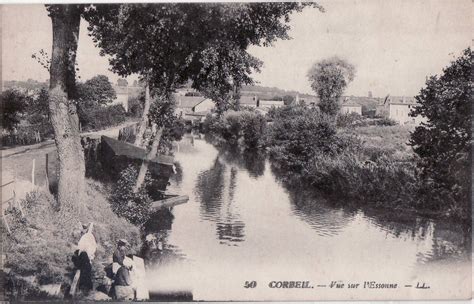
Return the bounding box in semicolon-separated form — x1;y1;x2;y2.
45;153;50;191
31;159;36;189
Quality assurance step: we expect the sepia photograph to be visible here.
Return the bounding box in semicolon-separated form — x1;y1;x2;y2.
1;0;472;301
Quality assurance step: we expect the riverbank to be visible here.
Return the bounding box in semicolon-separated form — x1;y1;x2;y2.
1;122;143;301
2;180;142;300
202;108;470;222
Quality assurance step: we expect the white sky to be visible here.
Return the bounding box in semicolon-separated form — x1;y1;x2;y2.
2;0;472;97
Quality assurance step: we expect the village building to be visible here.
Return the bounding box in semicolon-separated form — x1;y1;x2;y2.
376;96;425;125
175;95;215;121
111;85;130;111
340;100;362;115
258;99;285;109
110;80;142;112
389;101;426;125
240;95;259;108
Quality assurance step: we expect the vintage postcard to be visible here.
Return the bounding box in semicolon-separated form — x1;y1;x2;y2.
1;1;472;302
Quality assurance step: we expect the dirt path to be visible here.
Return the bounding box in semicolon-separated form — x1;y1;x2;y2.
1;121;137;186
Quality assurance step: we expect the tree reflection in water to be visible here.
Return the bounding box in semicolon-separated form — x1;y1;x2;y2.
286;189;356;237
283;183;470;263
195;157;246;245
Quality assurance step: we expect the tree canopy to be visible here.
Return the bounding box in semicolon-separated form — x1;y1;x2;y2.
1;89;30;131
77;75;117;105
307;56;355;116
409;48;472;216
84;3;322;100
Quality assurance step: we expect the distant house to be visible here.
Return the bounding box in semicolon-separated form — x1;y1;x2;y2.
110;83;142;112
389;102;426;125
377;96;425;125
259;99;284;109
340;100;362;115
111;86;130;111
240;95;259;108
175;95;215;121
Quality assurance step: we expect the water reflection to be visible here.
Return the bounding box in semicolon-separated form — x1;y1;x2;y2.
144;135;470;300
194;157;245;245
287;189;355;237
211;141;266;178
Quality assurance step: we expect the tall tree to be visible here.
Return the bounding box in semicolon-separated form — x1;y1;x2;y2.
43;3;323;212
85;3;323;188
77;74;117;105
46;5;86;218
307;56;355;116
409;48;472;219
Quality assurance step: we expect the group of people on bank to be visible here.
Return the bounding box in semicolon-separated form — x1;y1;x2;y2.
72;223;142;300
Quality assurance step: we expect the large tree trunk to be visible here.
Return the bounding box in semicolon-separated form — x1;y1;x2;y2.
48;5;86;220
134;82;151;147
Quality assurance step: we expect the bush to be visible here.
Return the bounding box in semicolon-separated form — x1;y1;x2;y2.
1;89;29;131
266;108;341;171
241;111;266;149
371;117;397;126
78;104;127;131
1;123;53;146
127;95;144;118
304;150;418;209
336;112;367;128
110;165;153;226
202;110;266;149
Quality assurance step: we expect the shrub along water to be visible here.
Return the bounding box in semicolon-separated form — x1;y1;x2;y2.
109;165;153;226
203;103;468;219
265;106;343;171
203;110;266;149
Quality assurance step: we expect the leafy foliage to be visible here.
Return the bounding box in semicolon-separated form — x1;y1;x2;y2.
77;104;126;131
336;112;367;128
1;89;29;130
26;88;50;125
265;106;342;171
127;93;145;118
372;117;397;126
110;165;153;225
147;95;185;153
84;3;322;107
304;150;418;209
76;75;116;105
409;48;472;218
307;57;355;116
203;110;267;149
74;75;124;131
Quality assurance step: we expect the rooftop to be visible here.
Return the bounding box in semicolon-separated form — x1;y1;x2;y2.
176;96;207;108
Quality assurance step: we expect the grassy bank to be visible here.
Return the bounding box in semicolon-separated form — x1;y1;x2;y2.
3;180;142;300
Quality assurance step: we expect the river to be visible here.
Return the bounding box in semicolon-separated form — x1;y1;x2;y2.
144;133;471;301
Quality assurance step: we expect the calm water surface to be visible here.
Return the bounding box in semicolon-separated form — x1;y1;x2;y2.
145;134;471;301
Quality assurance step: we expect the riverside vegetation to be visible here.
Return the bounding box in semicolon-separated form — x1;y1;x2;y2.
202;49;471;222
203;107;426;215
